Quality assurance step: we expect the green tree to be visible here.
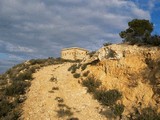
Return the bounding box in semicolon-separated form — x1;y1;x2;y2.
119;19;153;44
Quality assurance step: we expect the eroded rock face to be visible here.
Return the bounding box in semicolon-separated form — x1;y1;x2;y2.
82;44;126;64
82;44;160;116
83;44;160;64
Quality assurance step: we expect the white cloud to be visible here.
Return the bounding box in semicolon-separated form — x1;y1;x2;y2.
0;0;151;73
6;44;34;53
148;0;155;11
0;40;34;53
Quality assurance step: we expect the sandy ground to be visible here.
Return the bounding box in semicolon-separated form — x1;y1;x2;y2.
22;63;107;120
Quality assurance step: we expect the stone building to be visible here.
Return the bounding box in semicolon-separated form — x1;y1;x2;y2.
61;47;89;60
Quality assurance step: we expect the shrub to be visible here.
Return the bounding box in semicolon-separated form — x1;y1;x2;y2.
133;107;160;120
29;67;36;73
94;89;122;106
29;59;46;65
50;76;57;83
111;104;124;117
103;42;112;46
81;64;88;71
2;109;21;120
0;99;12;117
73;73;80;78
5;81;31;96
15;71;33;81
68;64;78;73
56;109;73;117
82;77;101;93
52;87;59;90
68;64;77;70
83;71;90;77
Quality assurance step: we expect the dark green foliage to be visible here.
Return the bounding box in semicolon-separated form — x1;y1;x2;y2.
29;57;80;67
68;64;76;71
56;102;73;118
103;42;112;46
0;98;21;119
67;117;79;120
81;64;88;71
120;19;153;44
5;81;31;96
52;87;59;90
111;104;124;116
0;99;12;117
83;71;90;77
56;109;73;117
29;59;46;65
94;89;122;106
68;64;78;73
15;71;33;81
132;107;160;120
0;74;7;86
73;73;80;78
128;19;153;36
108;50;116;58
145;35;160;46
82;77;101;93
55;97;64;103
50;76;57;83
0;57;79;119
2;109;21;120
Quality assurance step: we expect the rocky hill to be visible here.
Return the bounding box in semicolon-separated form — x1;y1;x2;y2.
80;44;160;119
0;44;160;120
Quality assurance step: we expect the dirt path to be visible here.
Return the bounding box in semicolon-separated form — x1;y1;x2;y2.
22;63;107;120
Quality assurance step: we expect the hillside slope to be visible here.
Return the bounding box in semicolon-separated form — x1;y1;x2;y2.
1;44;160;120
22;63;107;120
79;44;160;119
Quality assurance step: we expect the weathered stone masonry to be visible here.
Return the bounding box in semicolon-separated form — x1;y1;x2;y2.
61;47;89;60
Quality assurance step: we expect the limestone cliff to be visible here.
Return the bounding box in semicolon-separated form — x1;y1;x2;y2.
81;44;160;117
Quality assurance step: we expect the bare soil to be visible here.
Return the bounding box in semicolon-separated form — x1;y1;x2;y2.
22;63;107;120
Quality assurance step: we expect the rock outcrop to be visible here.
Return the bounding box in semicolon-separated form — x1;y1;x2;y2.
81;44;160;116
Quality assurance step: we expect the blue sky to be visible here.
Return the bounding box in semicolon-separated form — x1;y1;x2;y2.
0;0;159;73
131;0;160;34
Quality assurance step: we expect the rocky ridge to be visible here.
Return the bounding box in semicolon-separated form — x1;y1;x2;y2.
81;44;160;117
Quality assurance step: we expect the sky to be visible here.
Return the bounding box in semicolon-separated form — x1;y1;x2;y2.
0;0;160;74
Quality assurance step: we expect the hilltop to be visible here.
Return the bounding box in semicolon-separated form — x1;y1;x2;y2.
0;44;160;120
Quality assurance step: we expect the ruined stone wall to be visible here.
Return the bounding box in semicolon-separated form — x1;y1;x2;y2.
61;48;88;60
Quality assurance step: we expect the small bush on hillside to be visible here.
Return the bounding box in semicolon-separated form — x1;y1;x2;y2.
0;74;6;80
52;87;59;90
131;107;160;120
68;64;78;73
111;104;124;117
2;109;21;120
50;76;57;83
82;77;101;93
15;71;33;81
56;109;73;118
94;89;122;106
5;81;31;96
29;59;46;65
81;64;88;71
103;42;112;46
0;74;7;86
29;67;36;73
83;71;90;77
0;99;12;117
73;73;80;78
